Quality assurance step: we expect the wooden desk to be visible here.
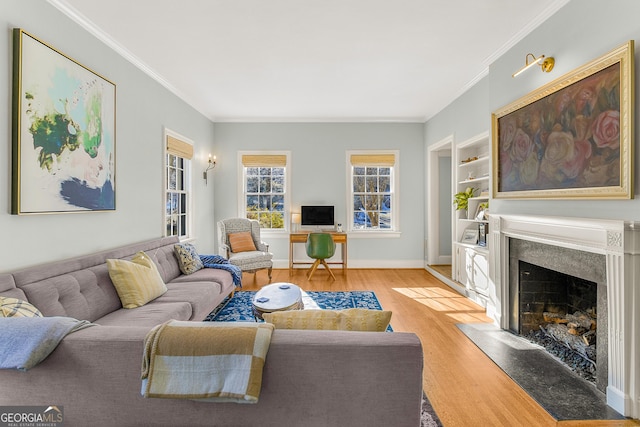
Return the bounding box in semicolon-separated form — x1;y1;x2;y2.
289;232;347;277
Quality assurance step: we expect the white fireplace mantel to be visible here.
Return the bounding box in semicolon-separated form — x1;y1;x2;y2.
489;214;640;419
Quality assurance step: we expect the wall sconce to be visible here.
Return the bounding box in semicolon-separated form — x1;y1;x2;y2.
203;154;216;185
512;53;555;78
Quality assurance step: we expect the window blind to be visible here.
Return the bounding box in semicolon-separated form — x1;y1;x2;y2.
166;135;194;159
242;154;287;167
349;154;395;166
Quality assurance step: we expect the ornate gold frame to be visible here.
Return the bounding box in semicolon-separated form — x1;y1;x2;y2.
492;41;634;199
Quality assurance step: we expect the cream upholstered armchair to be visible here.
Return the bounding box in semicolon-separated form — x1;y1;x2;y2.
217;218;273;282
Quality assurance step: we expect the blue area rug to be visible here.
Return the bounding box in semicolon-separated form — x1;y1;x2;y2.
205;290;392;331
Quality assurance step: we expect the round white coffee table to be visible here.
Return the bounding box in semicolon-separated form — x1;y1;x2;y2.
252;282;304;320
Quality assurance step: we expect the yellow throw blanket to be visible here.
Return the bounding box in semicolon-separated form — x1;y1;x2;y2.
141;320;274;403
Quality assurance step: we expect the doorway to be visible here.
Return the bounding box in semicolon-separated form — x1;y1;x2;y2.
426;135;453;281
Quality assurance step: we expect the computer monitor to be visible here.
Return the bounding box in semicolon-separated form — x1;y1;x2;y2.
301;205;334;227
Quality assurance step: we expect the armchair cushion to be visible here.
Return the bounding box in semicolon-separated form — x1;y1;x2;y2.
228;251;273;270
229;232;257;253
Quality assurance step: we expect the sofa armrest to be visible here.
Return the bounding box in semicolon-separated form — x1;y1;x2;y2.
256;241;269;252
262;330;424;425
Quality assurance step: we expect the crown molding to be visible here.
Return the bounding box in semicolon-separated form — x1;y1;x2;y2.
425;0;571;122
484;0;571;66
48;0;570;125
212;116;426;123
47;0;213;119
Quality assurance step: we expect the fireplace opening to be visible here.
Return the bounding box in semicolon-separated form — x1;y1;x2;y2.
518;261;597;384
508;238;608;392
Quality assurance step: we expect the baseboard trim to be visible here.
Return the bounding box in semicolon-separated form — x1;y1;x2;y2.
272;259;424;269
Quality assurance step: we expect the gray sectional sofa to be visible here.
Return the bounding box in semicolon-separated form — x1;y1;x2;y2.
0;236;424;427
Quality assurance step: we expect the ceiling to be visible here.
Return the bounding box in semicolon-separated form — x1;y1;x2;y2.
51;0;568;122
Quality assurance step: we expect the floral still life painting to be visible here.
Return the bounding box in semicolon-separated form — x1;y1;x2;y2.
492;41;633;199
12;29;116;214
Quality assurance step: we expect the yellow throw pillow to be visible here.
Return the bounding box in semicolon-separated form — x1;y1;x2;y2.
0;297;43;318
228;232;257;253
263;308;392;332
107;251;167;309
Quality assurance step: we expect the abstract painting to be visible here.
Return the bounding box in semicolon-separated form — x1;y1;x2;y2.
492;41;633;199
12;29;116;214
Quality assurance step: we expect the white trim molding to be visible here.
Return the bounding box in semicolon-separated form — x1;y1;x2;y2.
490;214;640;418
345;149;400;234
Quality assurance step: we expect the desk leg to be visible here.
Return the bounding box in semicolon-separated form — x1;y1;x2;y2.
343;240;347;276
289;239;294;276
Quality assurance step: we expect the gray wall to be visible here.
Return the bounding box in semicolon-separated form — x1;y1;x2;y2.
438;155;452;256
8;0;635;272
426;0;640;221
1;0;217;271
213;123;425;267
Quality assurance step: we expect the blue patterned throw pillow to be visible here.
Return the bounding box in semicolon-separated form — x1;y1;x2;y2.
174;243;204;275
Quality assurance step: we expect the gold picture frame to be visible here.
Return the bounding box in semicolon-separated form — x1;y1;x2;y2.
492;41;634;199
12;29;116;214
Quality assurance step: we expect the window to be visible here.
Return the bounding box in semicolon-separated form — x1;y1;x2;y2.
347;151;399;232
239;152;290;230
165;131;193;239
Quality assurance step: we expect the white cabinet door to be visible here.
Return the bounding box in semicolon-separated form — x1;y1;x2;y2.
456;245;489;297
470;250;489;297
455;244;469;287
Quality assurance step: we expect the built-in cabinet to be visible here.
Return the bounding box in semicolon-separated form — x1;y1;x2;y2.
455;244;490;305
452;131;491;306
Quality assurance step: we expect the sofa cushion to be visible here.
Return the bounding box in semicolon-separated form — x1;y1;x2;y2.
146;244;183;284
107;252;167;308
0;297;42;318
228;232;257;253
169;267;233;288
263;308;392;332
18;265;122;322
7;238;184;322
94;302;193;327
173;243;203;275
0;274;26;301
155;282;223;321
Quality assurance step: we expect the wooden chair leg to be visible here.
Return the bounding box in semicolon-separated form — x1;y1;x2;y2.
321;259;336;280
307;259;321;280
268;267;272;282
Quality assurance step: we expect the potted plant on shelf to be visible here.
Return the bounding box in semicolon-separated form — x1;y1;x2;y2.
453;187;477;212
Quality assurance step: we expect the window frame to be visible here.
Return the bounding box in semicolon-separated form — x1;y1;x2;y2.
164;129;194;240
346;150;400;236
237;150;291;234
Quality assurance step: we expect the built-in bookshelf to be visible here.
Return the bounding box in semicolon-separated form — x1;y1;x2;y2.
452;131;490;307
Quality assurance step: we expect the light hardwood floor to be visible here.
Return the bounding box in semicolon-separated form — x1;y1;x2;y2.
241;268;639;427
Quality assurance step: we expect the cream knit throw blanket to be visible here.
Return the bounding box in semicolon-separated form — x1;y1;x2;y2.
141;320;274;403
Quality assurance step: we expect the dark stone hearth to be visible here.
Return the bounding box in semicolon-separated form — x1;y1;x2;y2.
457;323;624;421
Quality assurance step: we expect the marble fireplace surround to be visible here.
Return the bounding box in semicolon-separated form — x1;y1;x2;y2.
489;214;639;418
